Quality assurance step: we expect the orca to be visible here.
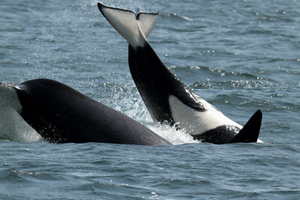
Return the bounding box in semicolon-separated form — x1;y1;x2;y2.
0;79;171;145
97;2;262;144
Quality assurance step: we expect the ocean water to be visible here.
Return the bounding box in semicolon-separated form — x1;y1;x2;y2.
1;0;300;199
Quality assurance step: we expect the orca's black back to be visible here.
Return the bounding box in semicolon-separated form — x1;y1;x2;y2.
15;79;171;145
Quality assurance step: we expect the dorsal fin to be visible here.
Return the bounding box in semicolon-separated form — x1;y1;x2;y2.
97;2;158;48
229;109;262;143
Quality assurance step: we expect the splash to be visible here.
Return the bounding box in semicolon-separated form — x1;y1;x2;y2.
147;123;199;145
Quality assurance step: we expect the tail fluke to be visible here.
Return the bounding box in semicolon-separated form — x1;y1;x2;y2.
229;109;262;143
97;2;158;48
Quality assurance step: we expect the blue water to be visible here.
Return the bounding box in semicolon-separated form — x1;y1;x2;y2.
1;0;300;199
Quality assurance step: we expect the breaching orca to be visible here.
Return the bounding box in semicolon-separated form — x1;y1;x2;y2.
97;2;262;144
0;79;171;145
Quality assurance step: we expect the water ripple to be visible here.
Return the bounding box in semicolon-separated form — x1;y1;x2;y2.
162;13;195;22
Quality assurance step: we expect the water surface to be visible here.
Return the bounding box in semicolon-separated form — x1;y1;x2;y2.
1;0;300;199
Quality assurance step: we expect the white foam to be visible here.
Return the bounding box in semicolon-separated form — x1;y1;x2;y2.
147;123;199;145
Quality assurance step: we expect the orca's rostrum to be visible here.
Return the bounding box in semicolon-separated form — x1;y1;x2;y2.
97;2;263;144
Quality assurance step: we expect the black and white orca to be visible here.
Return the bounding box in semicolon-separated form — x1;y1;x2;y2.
0;79;171;145
97;2;262;144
